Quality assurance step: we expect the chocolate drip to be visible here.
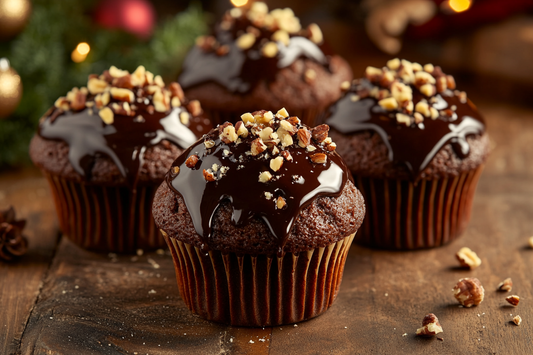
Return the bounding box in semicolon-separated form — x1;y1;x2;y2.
326;84;485;180
167;130;348;253
179;17;330;94
39;106;210;188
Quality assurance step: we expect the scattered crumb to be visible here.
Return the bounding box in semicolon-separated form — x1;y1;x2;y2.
229;338;233;343
249;340;254;344
62;290;66;294
345;327;348;329
258;338;266;342
137;249;144;256
385;293;388;297
402;333;408;337
147;258;160;269
49;317;53;320
156;249;165;255
513;315;522;326
437;337;444;341
294;324;298;327
74;285;79;289
148;289;157;294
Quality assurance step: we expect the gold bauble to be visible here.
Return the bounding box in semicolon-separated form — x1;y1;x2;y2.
0;0;31;40
0;59;22;118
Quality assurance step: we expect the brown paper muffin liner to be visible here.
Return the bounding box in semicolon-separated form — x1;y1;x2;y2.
353;166;484;250
203;106;327;127
162;231;356;327
43;172;165;253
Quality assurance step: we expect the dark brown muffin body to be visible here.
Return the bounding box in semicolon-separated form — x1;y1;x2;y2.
29;66;212;252
325;59;489;249
152;108;364;326
178;2;353;126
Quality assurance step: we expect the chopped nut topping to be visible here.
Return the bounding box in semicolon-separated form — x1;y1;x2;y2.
153;90;169;112
185;155;199;168
99;107;114;125
270;156;284;172
365;66;382;82
453;278;484;307
513;315;522;326
446;75;456;90
506;295;520;306
110;88;135;103
387;58;400;71
307;23;323;44
396;113;411;126
221;125;238;144
154;75;165;87
415;314;443;337
186;100;202;117
204;140;215;149
276;196;287;209
171;97;181;108
88;78;108;94
109;66;128;78
203;169;216;182
304;69;317;83
378;97;398;111
424;63;434;73
498;278;513;292
281;151;292;161
415;101;431;117
414;112;424;124
297;128;311;147
310;153;327;164
272;30;290;46
169;82;185;101
131;65;146;87
54;97;70;111
456;247;482;269
241;112;255;125
237;33;256;50
258;171;272;183
420;83;436;97
311;124;329;143
276;107;289;118
340;81;351;91
251;138;267;155
262;42;278;58
172;166;180;175
235;121;249;137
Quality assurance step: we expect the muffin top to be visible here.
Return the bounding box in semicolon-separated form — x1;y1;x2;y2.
153;108;365;255
326;59;488;181
179;2;334;94
30;66;212;188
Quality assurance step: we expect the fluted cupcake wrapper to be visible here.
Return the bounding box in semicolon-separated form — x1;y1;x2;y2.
163;232;356;327
43;172;165;253
203;106;327;127
353;166;484;250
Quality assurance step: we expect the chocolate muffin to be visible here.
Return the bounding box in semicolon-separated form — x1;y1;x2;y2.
326;59;489;249
178;2;352;127
152;108;365;326
30;65;212;253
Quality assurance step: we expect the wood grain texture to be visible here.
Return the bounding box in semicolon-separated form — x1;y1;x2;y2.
3;100;533;354
0;169;59;355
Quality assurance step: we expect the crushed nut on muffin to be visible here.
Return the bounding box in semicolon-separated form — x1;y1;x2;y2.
456;247;482;269
506;295;520;306
453;278;484;307
415;313;443;337
497;278;513;292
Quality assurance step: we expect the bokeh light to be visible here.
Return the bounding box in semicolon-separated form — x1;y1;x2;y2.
71;42;90;63
230;0;248;7
449;0;472;13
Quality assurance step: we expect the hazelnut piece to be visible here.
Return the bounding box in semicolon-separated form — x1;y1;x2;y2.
453;278;484;307
497;278;513;292
506;295;520;306
203;169;216;182
415;314;443;337
185;155;199;168
456;247;482;269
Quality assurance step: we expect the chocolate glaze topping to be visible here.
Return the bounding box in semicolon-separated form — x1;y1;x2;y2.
38;66;211;188
326;60;485;180
166;109;348;253
179;3;330;94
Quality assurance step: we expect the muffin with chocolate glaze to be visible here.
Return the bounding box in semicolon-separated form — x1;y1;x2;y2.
152;108;365;326
30;65;212;253
178;2;352;127
326;59;489;250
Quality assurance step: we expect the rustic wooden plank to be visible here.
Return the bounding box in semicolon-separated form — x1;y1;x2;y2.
19;237;273;354
0;169;59;355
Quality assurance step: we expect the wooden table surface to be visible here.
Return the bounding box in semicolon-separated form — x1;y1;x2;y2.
2;99;533;355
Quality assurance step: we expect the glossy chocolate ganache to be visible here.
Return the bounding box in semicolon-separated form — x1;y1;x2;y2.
179;2;330;93
167;108;349;253
326;59;485;181
38;66;211;188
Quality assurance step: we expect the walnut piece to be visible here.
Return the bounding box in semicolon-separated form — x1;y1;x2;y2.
453;278;484;307
310;153;327;164
99;107;114;125
415;313;443;337
185;155;199;168
506;295;520;306
497;278;513;292
456;247;482;269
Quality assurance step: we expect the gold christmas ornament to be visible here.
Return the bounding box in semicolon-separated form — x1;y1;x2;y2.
0;0;32;40
0;58;23;118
